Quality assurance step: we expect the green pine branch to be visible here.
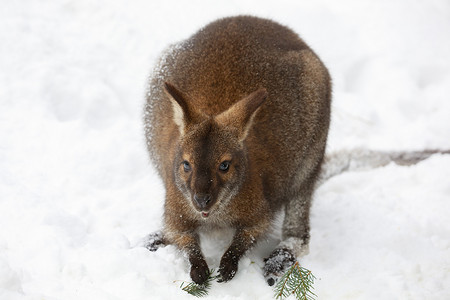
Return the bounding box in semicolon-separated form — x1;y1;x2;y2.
274;262;317;300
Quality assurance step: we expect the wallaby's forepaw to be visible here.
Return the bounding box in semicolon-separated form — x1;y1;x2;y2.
190;258;210;285
217;250;239;282
263;248;296;286
144;231;166;252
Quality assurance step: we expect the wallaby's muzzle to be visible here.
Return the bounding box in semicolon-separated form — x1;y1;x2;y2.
193;193;212;210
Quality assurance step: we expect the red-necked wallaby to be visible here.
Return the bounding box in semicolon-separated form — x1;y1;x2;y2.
144;15;330;285
143;15;448;285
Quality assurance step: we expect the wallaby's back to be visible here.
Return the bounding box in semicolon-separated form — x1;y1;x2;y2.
146;16;331;210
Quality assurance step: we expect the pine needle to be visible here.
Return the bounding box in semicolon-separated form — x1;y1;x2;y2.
274;262;317;300
179;269;218;297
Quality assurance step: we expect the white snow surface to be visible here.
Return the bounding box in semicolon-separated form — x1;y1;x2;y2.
1;0;450;299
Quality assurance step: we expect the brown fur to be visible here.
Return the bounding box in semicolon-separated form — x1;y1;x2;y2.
144;16;331;284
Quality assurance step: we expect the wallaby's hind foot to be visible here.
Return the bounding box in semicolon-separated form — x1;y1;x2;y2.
264;235;310;285
144;231;166;252
263;248;296;286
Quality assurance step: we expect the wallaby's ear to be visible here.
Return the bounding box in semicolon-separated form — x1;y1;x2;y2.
215;88;268;141
164;82;198;135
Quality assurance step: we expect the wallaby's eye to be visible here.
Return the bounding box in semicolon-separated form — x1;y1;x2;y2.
183;161;191;172
219;161;230;172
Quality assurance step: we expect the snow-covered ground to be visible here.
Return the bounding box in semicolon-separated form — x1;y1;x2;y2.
1;0;450;299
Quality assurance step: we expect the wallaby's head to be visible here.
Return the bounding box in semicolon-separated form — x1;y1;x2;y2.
164;82;267;218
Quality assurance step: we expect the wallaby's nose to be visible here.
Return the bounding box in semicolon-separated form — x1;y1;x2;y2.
194;194;211;209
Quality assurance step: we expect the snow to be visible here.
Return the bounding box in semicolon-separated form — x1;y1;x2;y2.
1;0;450;299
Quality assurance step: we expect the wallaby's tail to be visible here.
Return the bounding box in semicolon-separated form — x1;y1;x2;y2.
318;149;450;186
